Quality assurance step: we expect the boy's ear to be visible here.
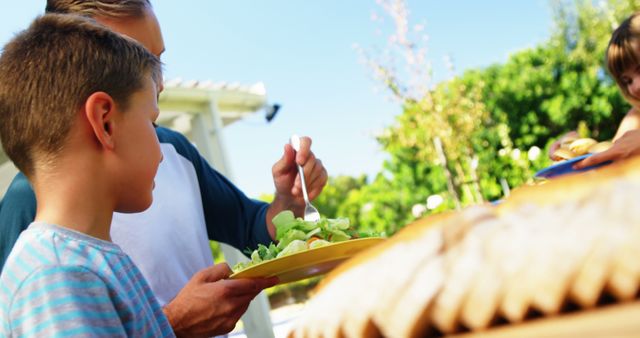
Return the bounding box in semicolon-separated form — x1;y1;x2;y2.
84;92;117;150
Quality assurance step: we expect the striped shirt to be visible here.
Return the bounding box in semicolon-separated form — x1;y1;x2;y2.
0;222;175;337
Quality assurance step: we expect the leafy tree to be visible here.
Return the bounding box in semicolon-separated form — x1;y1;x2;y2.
312;175;367;218
248;0;640;239
342;0;640;236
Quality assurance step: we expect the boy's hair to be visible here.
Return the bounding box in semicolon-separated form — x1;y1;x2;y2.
0;14;161;177
46;0;151;18
607;12;640;107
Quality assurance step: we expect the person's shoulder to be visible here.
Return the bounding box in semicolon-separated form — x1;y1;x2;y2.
0;179;36;271
155;125;191;147
0;173;36;236
2;235;105;296
155;125;202;162
22;264;102;285
9;225;121;270
2;261;106;310
4;227;65;270
2;172;35;204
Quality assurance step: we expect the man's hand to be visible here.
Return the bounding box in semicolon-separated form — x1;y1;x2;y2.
267;136;328;238
162;263;278;337
574;129;640;169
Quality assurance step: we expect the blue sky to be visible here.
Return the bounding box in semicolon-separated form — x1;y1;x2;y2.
0;1;553;197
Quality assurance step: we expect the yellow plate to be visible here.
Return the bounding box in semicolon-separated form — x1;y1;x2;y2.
229;237;385;284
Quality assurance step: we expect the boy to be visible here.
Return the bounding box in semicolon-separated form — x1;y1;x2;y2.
0;14;173;336
1;1;316;335
0;0;284;336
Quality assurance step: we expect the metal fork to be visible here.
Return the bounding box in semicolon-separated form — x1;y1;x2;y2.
290;134;321;222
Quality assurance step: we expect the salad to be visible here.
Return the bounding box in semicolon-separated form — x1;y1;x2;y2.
233;210;382;272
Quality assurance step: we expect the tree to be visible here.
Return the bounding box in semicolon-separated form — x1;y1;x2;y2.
306;0;639;237
312;175;368;218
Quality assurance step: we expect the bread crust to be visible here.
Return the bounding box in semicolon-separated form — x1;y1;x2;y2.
290;157;640;337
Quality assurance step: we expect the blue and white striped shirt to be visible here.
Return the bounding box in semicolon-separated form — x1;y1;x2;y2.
0;222;174;337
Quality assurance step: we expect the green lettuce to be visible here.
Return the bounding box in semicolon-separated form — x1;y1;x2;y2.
232;210;384;272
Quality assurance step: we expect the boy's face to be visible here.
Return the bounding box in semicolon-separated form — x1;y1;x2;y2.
113;75;162;213
94;8;165;213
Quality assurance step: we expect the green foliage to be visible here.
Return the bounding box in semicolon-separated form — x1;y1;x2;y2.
314;0;640;238
219;0;640;306
312;175;367;219
209;240;224;263
257;193;274;203
221;0;640;260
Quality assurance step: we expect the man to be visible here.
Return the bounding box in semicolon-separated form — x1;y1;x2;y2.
0;1;328;336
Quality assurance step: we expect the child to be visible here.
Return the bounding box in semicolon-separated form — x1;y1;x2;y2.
0;13;173;337
0;2;281;336
559;12;640;169
574;12;640;168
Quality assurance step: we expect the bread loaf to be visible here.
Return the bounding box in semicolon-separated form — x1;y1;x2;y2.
289;157;640;337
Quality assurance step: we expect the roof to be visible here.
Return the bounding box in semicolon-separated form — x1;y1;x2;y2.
158;78;268;132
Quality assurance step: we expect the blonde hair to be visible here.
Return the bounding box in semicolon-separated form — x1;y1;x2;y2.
46;0;151;18
0;14;161;177
607;12;640;108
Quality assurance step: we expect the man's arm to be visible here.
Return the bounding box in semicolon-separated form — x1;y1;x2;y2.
0;173;36;271
157;128;327;249
156;127;272;250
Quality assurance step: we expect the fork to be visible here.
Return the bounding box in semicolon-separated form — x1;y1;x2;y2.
290;134;321;222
